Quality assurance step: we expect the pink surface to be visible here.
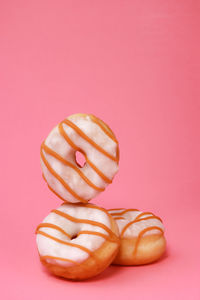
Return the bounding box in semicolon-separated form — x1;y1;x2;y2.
0;0;200;299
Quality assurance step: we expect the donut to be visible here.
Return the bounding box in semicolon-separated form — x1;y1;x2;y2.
40;114;119;203
108;208;166;265
36;203;120;280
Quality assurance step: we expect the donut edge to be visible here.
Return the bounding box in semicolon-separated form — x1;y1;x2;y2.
112;234;166;266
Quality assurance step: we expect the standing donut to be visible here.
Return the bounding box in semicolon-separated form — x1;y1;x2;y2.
40;114;119;203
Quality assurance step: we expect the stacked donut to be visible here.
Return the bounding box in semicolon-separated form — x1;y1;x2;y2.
36;114;166;280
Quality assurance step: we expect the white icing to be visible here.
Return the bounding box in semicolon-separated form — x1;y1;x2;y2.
41;157;79;203
36;203;112;267
68;115;117;155
108;209;164;238
41;115;119;203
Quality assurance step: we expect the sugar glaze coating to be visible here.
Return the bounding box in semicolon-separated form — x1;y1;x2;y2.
41;114;119;203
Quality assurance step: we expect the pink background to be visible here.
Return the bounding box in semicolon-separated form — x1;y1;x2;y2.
0;1;200;299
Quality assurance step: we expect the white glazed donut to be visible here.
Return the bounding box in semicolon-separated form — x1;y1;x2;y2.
40;114;119;203
108;208;166;265
36;203;119;280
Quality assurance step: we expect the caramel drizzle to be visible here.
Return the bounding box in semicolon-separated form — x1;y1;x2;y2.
110;209;139;217
89;114;118;144
82;202;123;226
134;211;162;222
36;223;71;239
114;217;125;220
62;119;118;162
36;223;116;243
121;214;162;237
43;173;69;203
85;158;112;184
76;230;114;241
133;226;164;257
43;173;85;204
111;208;164;258
59;122;112;184
37;230;92;255
40;255;80;266
40;148;88;203
51;209;118;242
41;143;104;192
41;116;118;202
44;180;74;203
134;212;152;221
82;203;117;219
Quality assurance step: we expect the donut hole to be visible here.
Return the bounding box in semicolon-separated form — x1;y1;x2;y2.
75;151;86;168
71;233;78;240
